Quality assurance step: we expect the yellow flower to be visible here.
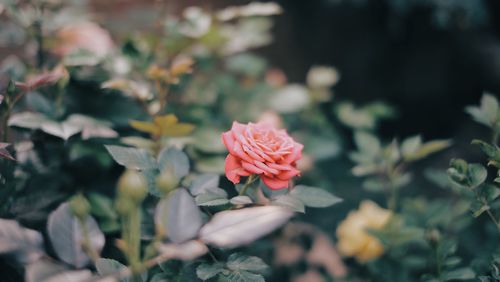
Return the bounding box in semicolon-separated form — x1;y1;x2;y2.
336;200;392;263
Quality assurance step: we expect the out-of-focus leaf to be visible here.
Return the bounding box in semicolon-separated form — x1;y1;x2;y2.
269;84;310;113
465;93;499;127
158;147;190;178
291;185;343;208
195;188;229;206
166;189;203;243
189;173;220;196
193;128;226;153
40;120;82;140
105;145;157;170
353;131;381;157
199;206;293;248
25;260;67;282
47;203;105;268
443;267;475;281
230;196;253;205
0;143;15;161
196;156;225;174
272;194;305;213
8;112;48;129
404;140;451;161
67;114;118;140
468;163;487;189
0;219;44;263
43;270;93;282
157;240;208;261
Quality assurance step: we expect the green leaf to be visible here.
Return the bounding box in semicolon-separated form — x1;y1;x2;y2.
224;270;265;282
472;139;500;160
189;174;220;196
291;185;342;208
444;267;475;281
158;147;190;179
272;194;305;213
230;196;253;205
0;219;43;262
8;112;48;129
165;189;202;243
193;128;226;153
401;135;422;158
195;188;229;207
354;131;381;157
468;163;487;189
199;206;293;248
105;145;157;170
196;263;225;281
227;253;269;274
25;260;67;282
405;140;451;161
47;203;105;268
96;258;131;282
465;93;499;127
40;120;82;140
88;193;117;220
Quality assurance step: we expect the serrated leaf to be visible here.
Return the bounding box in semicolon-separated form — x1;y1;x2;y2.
166;189;203;243
227;253;268;273
196;263;225;281
189;174;220;196
224;270;265;282
291;185;342;208
105;145;157;170
47;203;105;268
96;258;136;282
230;196;253;205
199;206;293;248
157;147;190;179
272;194;305;213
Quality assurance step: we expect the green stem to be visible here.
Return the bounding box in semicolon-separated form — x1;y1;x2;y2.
239;174;258;196
492;125;499;146
78;217;100;264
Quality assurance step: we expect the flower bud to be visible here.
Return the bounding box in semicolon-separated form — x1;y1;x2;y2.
118;169;148;204
156;168;179;194
69;194;90;219
115;196;135;216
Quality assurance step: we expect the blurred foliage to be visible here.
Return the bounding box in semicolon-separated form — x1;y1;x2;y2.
0;1;498;282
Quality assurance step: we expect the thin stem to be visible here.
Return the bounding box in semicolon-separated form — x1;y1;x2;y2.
78;217;100;264
239;174;258;196
492;125;499;146
473;190;500;233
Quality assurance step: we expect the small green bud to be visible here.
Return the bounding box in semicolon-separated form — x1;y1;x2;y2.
115;196;135;216
156;168;179;194
450;158;468;174
69;194;90;219
118;169;148;204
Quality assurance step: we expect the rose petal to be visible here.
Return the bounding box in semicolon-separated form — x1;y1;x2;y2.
241;161;265;174
225;155;246;184
262;176;289;190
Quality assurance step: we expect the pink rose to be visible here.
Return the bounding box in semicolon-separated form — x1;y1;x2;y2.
222;121;303;190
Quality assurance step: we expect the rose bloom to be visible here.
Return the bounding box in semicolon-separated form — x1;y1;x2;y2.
222;121;303;190
54;22;114;58
336;200;392;263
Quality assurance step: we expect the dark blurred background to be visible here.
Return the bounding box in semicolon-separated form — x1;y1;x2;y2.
89;0;500;140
